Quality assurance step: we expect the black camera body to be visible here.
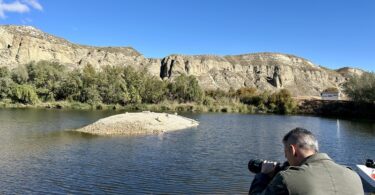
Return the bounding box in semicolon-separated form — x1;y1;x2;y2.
365;159;375;168
248;159;289;174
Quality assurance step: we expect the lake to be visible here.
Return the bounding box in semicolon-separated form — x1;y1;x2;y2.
0;109;374;194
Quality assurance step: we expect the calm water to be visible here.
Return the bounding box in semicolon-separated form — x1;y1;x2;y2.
0;109;374;194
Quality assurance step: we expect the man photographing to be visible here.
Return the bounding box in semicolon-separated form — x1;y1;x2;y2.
249;127;364;195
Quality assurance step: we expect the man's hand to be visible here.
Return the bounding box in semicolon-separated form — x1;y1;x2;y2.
261;160;278;178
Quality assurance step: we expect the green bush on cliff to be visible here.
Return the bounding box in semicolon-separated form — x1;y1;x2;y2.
344;72;375;103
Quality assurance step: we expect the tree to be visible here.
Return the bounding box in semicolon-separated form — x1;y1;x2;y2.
268;89;297;114
11;65;29;84
0;67;13;99
55;70;82;101
11;84;39;104
344;72;375;103
168;74;204;102
26;61;66;101
0;67;10;78
122;66;145;104
80;64;101;104
0;77;15;99
236;87;260;105
97;65;129;104
141;77;167;103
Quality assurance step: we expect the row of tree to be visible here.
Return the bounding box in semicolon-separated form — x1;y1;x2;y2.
0;61;203;105
204;87;297;114
0;61;302;113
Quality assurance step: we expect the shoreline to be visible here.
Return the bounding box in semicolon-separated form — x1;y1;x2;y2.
1;100;374;121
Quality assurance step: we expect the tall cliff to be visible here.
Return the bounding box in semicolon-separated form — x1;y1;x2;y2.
159;54;346;96
0;25;352;96
0;25;159;73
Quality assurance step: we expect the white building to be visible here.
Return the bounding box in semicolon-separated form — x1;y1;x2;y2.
321;90;340;100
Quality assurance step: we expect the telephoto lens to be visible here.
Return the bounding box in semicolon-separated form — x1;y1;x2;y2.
248;159;289;174
248;159;265;173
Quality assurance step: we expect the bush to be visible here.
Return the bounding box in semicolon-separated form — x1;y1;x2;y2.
142;77;167;104
344;72;375;103
97;65;129;104
26;61;66;101
168;74;204;103
268;89;297;114
0;67;10;78
56;70;82;101
11;65;29;84
0;77;15;99
11;84;39;104
205;89;229;100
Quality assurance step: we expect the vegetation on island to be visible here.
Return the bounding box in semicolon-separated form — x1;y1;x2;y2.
0;61;298;114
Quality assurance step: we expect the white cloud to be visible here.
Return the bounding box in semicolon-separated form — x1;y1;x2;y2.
22;0;42;11
0;0;42;19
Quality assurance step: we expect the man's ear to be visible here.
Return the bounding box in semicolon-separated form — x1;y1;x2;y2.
290;144;297;157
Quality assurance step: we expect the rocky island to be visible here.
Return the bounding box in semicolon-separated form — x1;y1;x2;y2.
76;111;199;136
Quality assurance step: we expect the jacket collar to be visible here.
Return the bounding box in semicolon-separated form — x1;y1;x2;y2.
300;153;332;165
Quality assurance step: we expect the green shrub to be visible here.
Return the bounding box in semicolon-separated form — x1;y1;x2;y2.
11;65;29;84
344;72;375;103
168;74;204;103
11;84;39;104
0;77;15;99
0;67;10;78
268;89;297;114
26;61;66;101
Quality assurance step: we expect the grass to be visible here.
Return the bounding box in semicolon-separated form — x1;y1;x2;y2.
0;99;257;113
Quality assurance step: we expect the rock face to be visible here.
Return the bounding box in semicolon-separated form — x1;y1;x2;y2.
76;112;199;136
159;53;345;95
0;25;357;96
0;25;159;72
336;67;365;78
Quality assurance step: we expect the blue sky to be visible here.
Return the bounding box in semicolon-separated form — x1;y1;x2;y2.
0;0;374;71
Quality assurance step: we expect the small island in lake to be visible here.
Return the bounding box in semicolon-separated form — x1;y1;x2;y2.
76;111;199;136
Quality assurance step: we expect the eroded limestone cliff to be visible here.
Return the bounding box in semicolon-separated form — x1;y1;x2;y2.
159;53;345;96
0;25;355;96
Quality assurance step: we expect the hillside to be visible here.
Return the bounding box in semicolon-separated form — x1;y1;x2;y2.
0;25;361;96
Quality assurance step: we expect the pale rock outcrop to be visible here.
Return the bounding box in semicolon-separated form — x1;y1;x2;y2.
159;53;346;96
336;67;365;78
0;25;158;72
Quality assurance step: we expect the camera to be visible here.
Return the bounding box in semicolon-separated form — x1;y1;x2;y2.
248;159;289;174
365;159;375;168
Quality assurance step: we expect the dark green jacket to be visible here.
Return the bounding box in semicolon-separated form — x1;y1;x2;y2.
249;153;364;195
